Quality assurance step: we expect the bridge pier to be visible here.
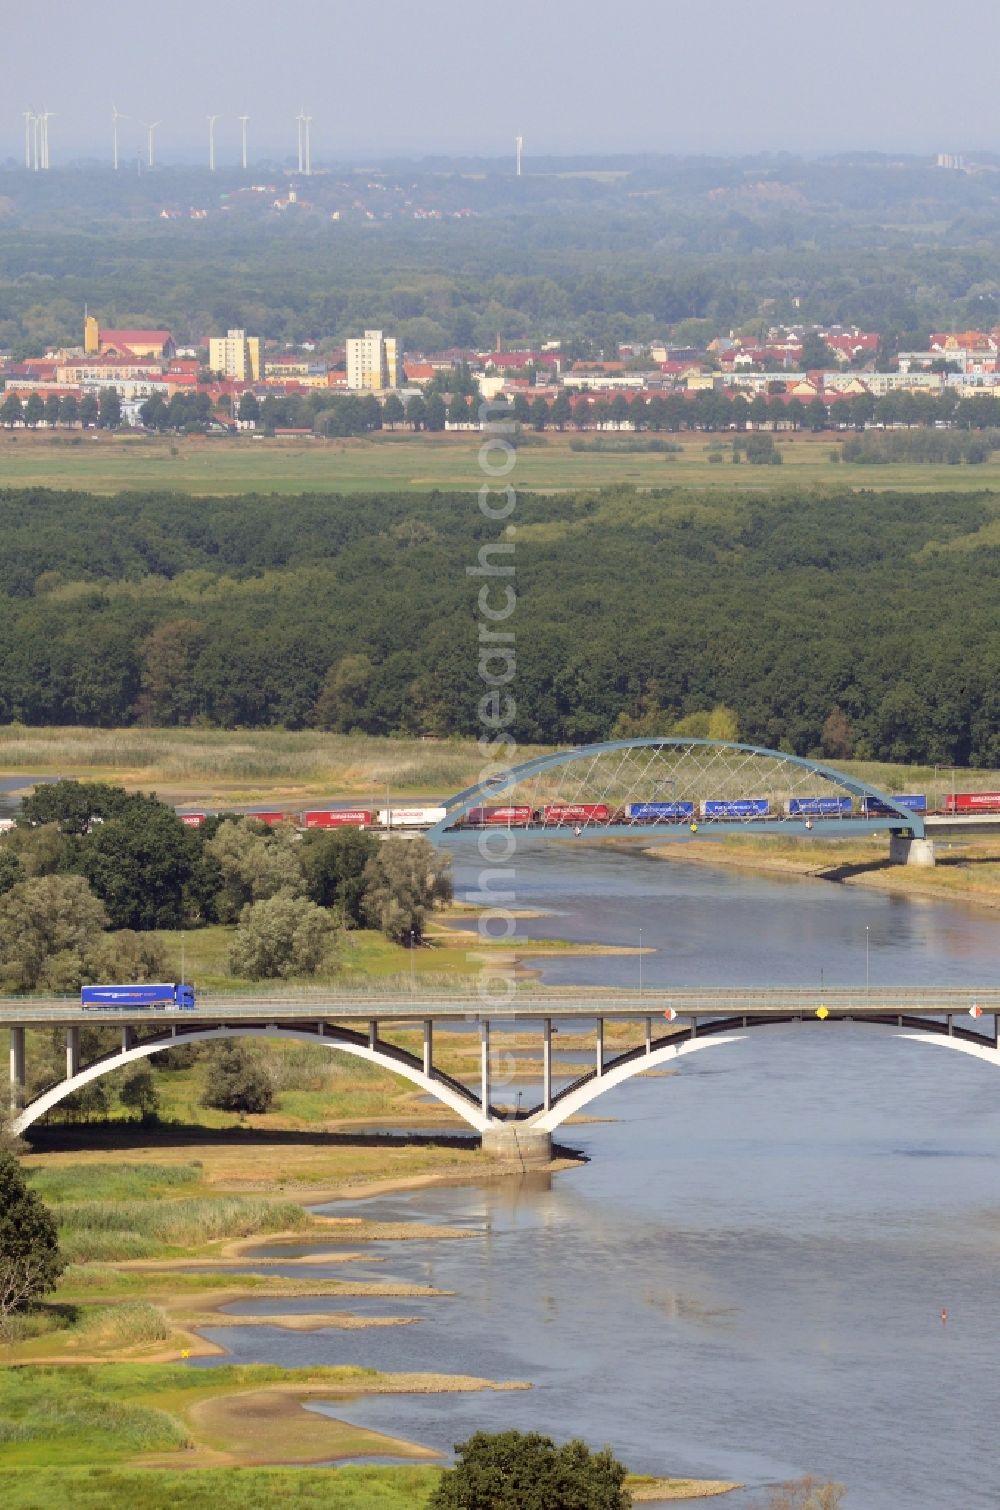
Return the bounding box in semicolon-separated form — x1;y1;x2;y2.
889;834;936;867
480;1021;491;1113
542;1018;552;1111
481;1124;553;1166
9;1025;25;1110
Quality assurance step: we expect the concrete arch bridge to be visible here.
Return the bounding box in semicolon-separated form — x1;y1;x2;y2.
7;989;999;1161
428;738;936;864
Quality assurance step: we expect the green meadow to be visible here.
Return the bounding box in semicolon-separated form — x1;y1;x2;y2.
5;429;1000;495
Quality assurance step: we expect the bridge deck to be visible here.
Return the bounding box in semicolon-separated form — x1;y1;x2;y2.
1;988;996;1027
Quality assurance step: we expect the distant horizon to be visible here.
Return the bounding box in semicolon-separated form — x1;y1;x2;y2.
2;145;997;174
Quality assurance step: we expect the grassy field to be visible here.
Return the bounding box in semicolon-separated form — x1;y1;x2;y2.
0;1466;439;1509
3;427;1000;494
1;725;997;809
0;727;551;805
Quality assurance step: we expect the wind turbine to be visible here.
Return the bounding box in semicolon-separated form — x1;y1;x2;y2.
207;114;219;171
23;109;34;170
239;114;249;171
32;112;41;170
112;103;127;171
144;121;160;169
303;112;312;175
40;111;54;170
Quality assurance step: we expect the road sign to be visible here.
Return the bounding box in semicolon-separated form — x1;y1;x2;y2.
663;1008;677;1021
815;1006;829;1020
970;1003;983;1018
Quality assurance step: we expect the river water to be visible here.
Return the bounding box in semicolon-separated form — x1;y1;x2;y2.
194;841;1000;1505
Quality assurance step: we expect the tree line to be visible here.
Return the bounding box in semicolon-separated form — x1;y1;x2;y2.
10;384;1000;443
7;159;1000;356
0;485;997;767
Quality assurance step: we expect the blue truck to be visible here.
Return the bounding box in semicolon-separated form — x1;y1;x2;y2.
785;796;853;817
860;794;928;816
700;798;770;820
81;982;196;1010
625;801;696;821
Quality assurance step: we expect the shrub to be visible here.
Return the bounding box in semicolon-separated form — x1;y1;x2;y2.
429;1430;631;1510
117;1063;160;1123
201;1042;274;1115
228;892;336;980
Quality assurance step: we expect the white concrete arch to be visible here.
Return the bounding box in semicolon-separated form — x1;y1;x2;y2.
527;1031;747;1133
12;1024;490;1136
525;1019;1000;1134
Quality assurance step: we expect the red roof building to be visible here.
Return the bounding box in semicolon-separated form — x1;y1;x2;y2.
98;329;176;359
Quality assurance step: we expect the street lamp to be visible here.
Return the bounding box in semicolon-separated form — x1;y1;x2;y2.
638;928;643;993
865;924;870;994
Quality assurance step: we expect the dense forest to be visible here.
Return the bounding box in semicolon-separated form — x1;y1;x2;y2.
4;155;1000;352
0;484;996;766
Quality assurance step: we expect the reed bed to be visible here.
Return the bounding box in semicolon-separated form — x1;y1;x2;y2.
55;1195;310;1261
0;726;545;797
76;1302;170;1346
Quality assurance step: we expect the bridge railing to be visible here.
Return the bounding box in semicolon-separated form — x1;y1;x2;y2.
2;987;997;1023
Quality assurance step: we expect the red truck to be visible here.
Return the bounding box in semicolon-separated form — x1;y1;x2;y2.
540;803;610;824
301;809;375;828
944;792;1000;814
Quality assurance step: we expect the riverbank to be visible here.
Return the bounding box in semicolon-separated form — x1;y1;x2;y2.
644;832;1000;911
12;1138;586;1368
5;1139;743;1504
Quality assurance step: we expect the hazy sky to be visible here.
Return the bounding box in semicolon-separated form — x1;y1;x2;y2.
6;0;1000;164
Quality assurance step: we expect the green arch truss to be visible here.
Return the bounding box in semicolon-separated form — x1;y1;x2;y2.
429;737;927;841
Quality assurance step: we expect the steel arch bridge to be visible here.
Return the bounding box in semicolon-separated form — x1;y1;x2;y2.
427;737;928;843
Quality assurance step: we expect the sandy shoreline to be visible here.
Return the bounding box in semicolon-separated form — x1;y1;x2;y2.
643;835;1000;912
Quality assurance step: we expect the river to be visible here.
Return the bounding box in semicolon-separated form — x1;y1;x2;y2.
174;841;1000;1503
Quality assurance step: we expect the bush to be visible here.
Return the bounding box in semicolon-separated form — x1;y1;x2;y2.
117;1063;160;1123
228;893;336;980
201;1041;274;1114
429;1430;630;1510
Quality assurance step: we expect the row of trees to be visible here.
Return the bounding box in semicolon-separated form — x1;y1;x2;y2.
231;385;1000;439
514;386;1000;436
0;388;121;430
8;378;1000;443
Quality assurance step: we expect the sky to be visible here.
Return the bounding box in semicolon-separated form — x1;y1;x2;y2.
5;0;1000;165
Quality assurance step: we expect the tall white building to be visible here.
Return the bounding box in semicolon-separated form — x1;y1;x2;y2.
346;329;402;391
208;329;263;382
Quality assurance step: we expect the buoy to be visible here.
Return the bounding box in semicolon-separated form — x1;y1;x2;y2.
940;1309;948;1325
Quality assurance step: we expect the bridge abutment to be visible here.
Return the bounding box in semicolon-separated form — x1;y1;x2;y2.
481;1125;553;1166
889;834;936;867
